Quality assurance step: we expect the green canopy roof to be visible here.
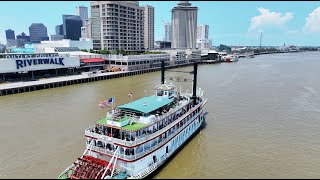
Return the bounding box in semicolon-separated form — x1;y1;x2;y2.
117;96;173;114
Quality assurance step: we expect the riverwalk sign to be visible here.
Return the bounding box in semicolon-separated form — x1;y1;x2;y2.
16;58;65;70
0;56;80;74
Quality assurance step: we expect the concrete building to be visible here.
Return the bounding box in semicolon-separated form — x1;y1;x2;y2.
62;15;82;40
171;1;198;49
196;24;212;49
5;29;16;47
16;32;30;47
103;53;170;71
33;39;93;53
164;22;172;42
196;39;212;49
90;1;145;51
5;29;15;40
152;49;201;65
144;5;154;50
29;23;49;43
84;19;92;39
197;24;209;40
50;35;65;41
155;41;171;49
55;24;64;35
76;6;89;25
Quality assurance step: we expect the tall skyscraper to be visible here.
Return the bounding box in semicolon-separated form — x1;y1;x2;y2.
197;24;209;40
90;1;144;51
29;23;48;43
76;6;89;25
5;29;15;40
84;19;91;39
55;24;64;35
171;1;198;49
63;15;82;40
196;24;212;49
164;22;172;42
144;5;154;50
5;29;16;47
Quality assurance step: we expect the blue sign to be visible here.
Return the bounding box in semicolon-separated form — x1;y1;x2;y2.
16;58;65;69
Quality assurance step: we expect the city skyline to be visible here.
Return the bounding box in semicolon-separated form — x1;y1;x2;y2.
0;1;319;46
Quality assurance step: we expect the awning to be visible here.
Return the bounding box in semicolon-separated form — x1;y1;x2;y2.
80;58;104;63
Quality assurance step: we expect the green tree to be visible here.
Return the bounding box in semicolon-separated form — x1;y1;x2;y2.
99;49;110;54
89;49;94;53
119;48;126;55
81;49;88;52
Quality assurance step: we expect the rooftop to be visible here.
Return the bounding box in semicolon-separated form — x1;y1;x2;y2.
117;96;173;114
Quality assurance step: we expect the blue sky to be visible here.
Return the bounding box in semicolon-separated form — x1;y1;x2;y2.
1;1;319;46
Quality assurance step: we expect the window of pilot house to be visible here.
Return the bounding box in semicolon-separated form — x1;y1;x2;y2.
157;90;164;96
169;90;174;96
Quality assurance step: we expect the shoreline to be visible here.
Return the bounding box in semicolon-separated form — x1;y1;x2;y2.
0;60;222;97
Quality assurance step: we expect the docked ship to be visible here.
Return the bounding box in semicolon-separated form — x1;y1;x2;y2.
58;61;207;179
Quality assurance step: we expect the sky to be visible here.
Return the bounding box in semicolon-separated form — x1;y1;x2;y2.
0;1;320;46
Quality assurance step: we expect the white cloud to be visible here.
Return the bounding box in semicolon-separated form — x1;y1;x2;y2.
303;7;320;33
248;7;294;32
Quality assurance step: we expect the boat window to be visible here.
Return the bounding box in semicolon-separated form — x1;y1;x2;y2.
169;90;174;96
157;90;164;96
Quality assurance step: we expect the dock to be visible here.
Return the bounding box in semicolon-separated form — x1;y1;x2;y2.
0;60;221;96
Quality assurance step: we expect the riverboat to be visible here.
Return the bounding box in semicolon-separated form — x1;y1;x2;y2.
58;61;208;179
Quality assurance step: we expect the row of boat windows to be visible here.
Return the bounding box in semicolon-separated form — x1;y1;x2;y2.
86;108;202;157
93;99;202;142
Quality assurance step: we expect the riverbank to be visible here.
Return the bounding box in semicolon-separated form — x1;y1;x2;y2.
0;59;223;96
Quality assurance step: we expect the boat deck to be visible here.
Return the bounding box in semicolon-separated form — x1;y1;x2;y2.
96;117;147;131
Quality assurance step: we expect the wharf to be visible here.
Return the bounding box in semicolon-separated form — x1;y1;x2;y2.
0;60;221;96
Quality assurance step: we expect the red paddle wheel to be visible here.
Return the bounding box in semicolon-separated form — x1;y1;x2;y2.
68;155;113;179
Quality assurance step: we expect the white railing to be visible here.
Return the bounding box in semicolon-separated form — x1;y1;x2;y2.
85;101;203;148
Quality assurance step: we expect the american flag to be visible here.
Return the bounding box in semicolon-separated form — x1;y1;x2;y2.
99;97;114;108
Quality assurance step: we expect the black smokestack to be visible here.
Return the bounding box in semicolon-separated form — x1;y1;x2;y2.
192;62;198;105
161;60;165;84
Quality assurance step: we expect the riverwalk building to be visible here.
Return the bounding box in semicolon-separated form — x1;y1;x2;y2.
152;49;201;65
31;39;93;53
103;54;170;71
0;52;81;82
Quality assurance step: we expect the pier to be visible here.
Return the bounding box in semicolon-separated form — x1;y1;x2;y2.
0;60;221;96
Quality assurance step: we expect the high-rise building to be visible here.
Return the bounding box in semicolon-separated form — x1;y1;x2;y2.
5;29;16;47
196;24;211;49
55;24;64;35
84;19;91;39
5;29;15;40
16;32;30;47
29;23;49;43
90;1;144;51
62;15;82;40
171;1;198;49
76;6;89;25
164;22;172;42
144;5;154;50
197;24;209;40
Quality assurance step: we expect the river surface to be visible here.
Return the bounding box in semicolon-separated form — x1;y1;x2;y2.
0;52;320;179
